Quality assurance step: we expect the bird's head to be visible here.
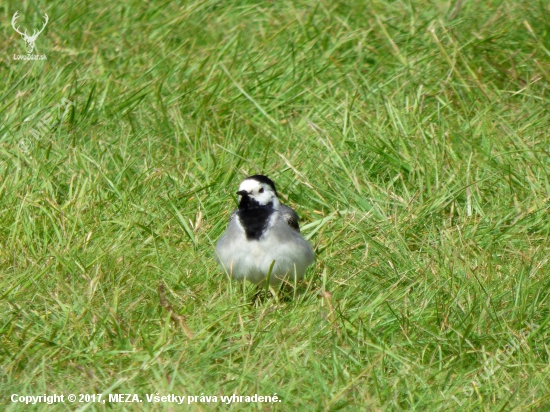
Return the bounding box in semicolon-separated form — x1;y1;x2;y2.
237;175;279;210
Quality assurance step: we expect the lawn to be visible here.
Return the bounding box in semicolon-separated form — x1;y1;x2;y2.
2;0;550;410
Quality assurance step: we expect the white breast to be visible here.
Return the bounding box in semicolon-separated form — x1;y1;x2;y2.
215;212;314;285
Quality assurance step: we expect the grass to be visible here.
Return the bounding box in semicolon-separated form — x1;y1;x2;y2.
1;0;550;410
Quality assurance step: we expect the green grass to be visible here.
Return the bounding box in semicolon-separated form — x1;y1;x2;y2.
2;0;550;410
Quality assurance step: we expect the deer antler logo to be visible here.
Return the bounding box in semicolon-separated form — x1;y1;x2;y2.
11;11;49;54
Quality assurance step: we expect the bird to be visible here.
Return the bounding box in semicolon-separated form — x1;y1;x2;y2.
215;175;315;286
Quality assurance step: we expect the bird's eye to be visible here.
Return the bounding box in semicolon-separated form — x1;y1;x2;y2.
259;188;264;193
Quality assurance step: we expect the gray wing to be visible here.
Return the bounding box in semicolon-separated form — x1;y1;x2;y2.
279;204;301;232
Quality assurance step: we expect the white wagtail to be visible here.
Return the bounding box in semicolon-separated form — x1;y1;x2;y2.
215;175;315;286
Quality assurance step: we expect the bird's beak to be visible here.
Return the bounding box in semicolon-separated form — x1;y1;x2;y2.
236;190;248;196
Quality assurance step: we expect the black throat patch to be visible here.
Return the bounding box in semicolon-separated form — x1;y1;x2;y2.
237;196;275;240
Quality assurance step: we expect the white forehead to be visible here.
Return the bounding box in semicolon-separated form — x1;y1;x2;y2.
238;179;269;192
